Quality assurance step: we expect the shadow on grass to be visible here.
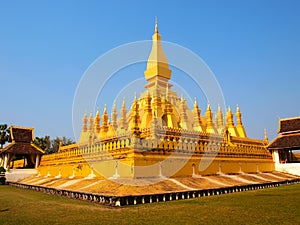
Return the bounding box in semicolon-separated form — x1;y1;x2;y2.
0;209;9;213
254;194;283;197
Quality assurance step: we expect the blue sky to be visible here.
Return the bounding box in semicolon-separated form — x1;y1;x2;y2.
0;0;299;141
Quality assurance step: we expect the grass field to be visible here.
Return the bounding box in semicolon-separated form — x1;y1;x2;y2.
0;184;300;225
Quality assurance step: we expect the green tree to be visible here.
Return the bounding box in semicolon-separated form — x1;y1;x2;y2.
50;137;60;154
50;137;75;154
61;136;75;146
0;124;10;148
34;136;75;154
34;136;51;152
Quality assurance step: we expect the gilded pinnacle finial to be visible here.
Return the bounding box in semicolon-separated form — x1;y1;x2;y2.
207;102;211;111
144;19;172;84
103;104;107;114
228;105;231;112
113;101;117;111
155;16;158;33
264;128;268;142
194;97;198;108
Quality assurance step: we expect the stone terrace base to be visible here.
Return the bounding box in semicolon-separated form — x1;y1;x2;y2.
10;171;300;207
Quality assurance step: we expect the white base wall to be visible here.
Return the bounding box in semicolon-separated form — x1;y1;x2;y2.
5;169;37;182
275;163;300;176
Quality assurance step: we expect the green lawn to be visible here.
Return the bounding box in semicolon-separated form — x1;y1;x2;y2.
0;184;300;225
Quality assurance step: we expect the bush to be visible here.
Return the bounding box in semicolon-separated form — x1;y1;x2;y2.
0;167;6;185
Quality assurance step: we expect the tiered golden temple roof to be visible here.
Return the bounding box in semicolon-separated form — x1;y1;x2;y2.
78;22;249;146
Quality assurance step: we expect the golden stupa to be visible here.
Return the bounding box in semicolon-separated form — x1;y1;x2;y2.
35;21;274;179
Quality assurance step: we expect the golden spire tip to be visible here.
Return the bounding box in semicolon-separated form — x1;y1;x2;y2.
134;92;137;101
194;97;198;108
207;102;211;110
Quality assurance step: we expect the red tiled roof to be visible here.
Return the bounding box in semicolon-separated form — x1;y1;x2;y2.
267;134;300;150
10;126;33;143
0;142;44;155
279;117;300;134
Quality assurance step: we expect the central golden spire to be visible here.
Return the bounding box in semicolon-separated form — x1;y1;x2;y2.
144;19;172;89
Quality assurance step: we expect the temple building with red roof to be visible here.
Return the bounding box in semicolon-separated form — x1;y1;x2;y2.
268;117;300;175
0;126;44;170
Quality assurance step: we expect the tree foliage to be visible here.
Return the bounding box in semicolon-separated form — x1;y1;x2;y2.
0;124;10;148
34;136;75;154
33;136;51;152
